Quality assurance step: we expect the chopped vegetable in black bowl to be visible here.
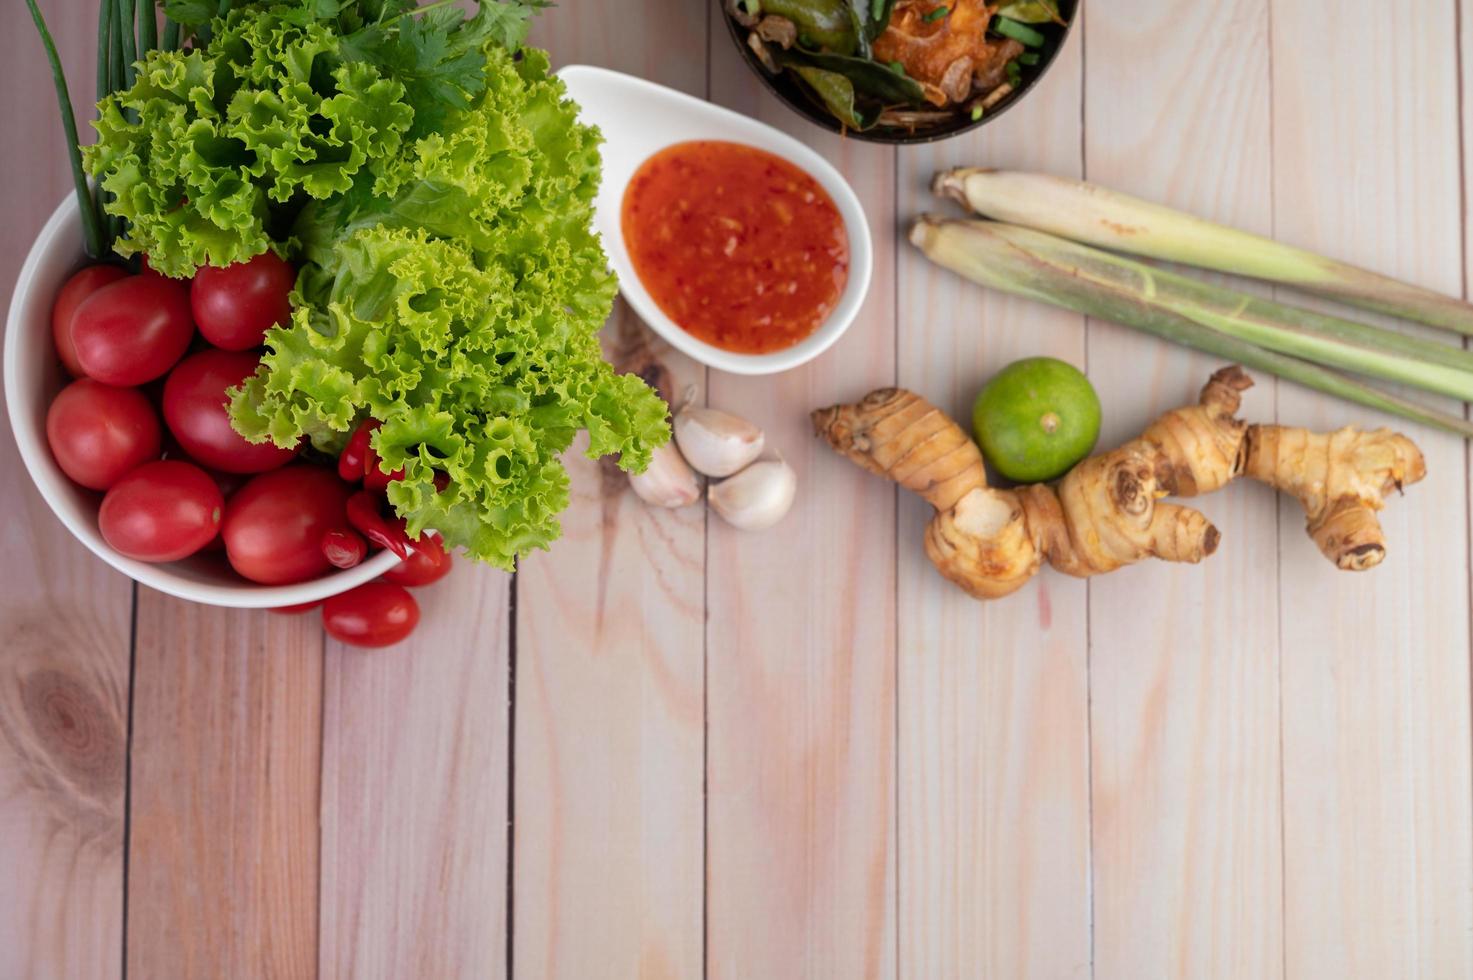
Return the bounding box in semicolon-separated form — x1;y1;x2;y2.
722;0;1077;144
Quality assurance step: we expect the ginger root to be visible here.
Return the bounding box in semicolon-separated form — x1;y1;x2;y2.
812;366;1425;599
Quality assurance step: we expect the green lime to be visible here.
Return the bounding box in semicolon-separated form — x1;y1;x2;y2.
971;357;1101;483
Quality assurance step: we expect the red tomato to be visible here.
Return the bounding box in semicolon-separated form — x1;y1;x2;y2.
52;265;127;376
191;252;296;350
162;349;300;473
382;532;453;587
99;460;222;562
139;254;171;280
72;275;194;385
46;379;162;490
222;465;352;584
322;582;420;648
200;469;248;552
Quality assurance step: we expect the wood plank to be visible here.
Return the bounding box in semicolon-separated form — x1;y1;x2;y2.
1083;3;1285;978
1274;1;1473;976
511;6;708;979
0;2;132;977
892;28;1092;980
319;566;511;979
126;598;322;978
703;33;897;980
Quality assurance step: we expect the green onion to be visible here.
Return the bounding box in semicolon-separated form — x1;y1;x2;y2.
923;6;950;22
138;0;158;54
910;216;1473;437
94;0;115;242
993;17;1046;46
24;0;105;259
109;0;126;94
1019;52;1040;65
161;17;181;51
96;0;114;103
937;169;1473;336
1006;60;1022;86
116;0;138;88
888;60;906;75
970;105;984;121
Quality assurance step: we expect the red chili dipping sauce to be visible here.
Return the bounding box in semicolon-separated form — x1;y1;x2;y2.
621;140;849;354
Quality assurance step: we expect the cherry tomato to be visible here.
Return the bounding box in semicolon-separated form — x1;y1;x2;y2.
139;254;172;281
99;460;222;562
52;265;127;376
46;379;162;490
162;349;300;473
200;470;248;553
322;582;420;648
382;532;453;587
321;526;367;569
222;465;352;585
72;275;194;385
191;252;296;351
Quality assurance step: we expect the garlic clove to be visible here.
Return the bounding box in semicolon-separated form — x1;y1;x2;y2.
673;406;765;477
709;456;796;530
628;440;702;508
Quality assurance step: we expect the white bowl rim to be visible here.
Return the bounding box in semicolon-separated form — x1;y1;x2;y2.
557;64;874;377
4;191;401;609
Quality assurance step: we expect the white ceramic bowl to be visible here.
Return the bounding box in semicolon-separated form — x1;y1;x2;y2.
3;193;400;608
558;65;873;376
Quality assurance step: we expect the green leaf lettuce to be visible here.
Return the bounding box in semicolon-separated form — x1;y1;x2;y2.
85;5;415;276
229;45;669;569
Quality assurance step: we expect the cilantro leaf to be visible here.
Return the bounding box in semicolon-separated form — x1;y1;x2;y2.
338;1;544;139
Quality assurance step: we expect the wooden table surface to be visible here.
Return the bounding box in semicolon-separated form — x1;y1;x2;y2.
4;2;1473;978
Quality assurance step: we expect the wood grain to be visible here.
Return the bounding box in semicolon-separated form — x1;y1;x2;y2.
1273;2;1473;976
512;5;708;979
126;599;322;978
892;28;1092;980
703;32;898;980
1083;3;1287;978
5;2;1473;977
0;2;132;977
319;565;511;980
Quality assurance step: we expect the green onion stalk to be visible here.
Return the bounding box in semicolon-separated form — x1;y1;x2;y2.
27;0;179;261
25;0;105;259
935;169;1473;336
910;215;1473;438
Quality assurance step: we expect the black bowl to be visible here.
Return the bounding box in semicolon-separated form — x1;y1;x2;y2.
720;0;1080;145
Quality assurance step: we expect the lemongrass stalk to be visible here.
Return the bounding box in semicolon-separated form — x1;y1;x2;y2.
919;217;1473;401
935;169;1473;336
910;216;1473;438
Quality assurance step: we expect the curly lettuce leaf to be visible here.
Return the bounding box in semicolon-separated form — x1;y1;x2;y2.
84;2;545;276
85;5;414;276
231;46;669;569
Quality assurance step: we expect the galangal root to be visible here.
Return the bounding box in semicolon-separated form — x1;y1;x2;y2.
812;366;1425;599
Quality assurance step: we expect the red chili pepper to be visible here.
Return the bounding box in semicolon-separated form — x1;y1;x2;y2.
321;526;367;569
363;457;404;493
338;419;379;483
360;424;404;492
345;490;412;560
